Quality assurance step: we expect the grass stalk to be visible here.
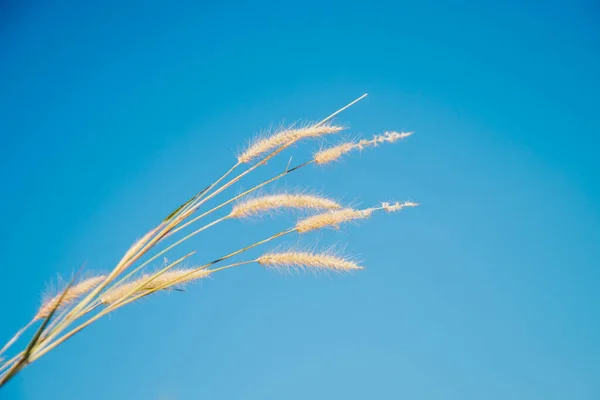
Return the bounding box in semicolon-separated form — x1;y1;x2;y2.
0;93;421;387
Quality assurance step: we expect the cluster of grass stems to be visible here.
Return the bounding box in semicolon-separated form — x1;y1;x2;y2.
0;94;416;387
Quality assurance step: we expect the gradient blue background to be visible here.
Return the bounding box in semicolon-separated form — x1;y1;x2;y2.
1;1;599;399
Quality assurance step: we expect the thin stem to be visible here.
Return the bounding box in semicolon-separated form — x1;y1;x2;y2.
205;228;295;267
209;260;257;274
171;160;313;236
0;320;34;358
315;93;367;127
30;307;111;362
182;162;242;217
0;352;23;374
39;306;72;340
58;303;100;329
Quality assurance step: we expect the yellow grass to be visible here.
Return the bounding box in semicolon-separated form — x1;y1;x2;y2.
0;93;417;387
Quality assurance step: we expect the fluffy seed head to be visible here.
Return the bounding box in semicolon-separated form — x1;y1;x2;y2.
238;123;344;163
296;208;373;233
36;275;106;320
100;269;210;305
229;194;341;218
314;131;413;165
258;251;362;272
116;226;161;274
313;142;355;165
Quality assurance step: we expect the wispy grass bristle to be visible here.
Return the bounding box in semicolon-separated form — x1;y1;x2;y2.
313;142;356;165
229;193;341;218
238;123;344;163
314;131;413;165
258;251;362;272
296;208;374;233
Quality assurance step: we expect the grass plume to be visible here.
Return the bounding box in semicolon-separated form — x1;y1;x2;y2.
314;131;413;165
238;123;344;163
296;208;374;233
258;250;362;272
35;276;106;320
0;93;418;387
229;193;341;219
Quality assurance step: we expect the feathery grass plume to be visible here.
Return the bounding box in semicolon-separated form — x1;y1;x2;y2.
237;123;344;163
229;193;341;219
114;226;162;275
100;269;210;305
314;131;413;165
296;201;418;233
0;94;420;388
296;208;374;233
313;142;356;165
35;276;106;320
258;250;362;272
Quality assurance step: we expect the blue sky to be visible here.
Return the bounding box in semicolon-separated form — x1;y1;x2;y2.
0;1;598;399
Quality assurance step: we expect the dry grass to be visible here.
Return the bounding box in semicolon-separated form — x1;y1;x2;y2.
0;93;416;387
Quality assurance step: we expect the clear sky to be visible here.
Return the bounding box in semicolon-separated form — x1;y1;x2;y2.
1;1;599;399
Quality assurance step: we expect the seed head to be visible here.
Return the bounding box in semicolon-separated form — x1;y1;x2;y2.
313;142;355;165
314;131;413;165
296;208;373;233
36;275;106;320
258;251;362;272
230;193;341;219
238;123;344;163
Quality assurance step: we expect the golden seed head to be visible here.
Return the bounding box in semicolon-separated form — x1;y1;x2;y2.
229;193;341;219
116;226;161;273
295;208;373;233
36;275;106;320
257;251;362;272
314;131;413;165
313;142;356;165
237;123;344;163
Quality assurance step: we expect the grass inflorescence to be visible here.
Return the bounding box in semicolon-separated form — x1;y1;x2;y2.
0;93;417;387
